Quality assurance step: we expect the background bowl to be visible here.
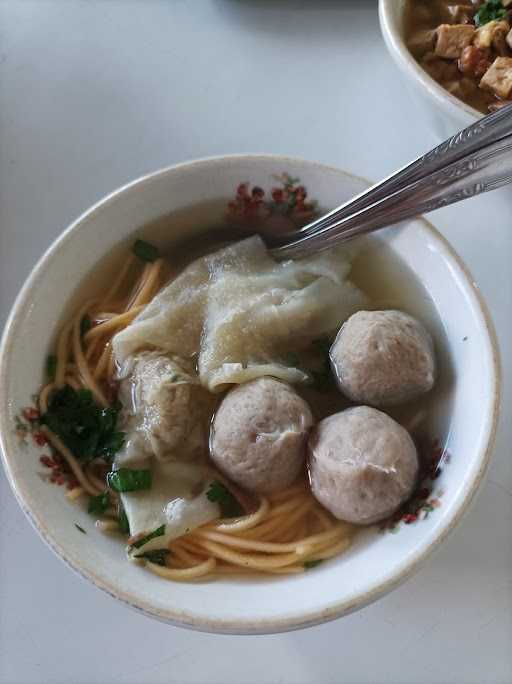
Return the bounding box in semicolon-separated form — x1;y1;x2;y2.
0;155;499;634
379;0;481;139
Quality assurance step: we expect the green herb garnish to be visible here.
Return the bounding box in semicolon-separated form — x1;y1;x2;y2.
107;468;152;493
313;337;332;356
304;559;322;570
309;336;333;392
88;491;110;515
206;480;244;518
46;355;57;380
41;385;125;463
475;0;506;26
134;549;170;566
131;524;166;549
310;369;331;391
133;239;160;263
75;523;87;534
118;505;130;534
80;315;92;337
285;351;300;366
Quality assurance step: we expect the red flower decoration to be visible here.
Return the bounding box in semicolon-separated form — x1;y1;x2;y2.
23;407;40;422
33;432;47;446
272;188;285;203
237;183;249;199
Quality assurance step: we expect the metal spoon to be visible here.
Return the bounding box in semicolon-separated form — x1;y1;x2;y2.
268;107;512;260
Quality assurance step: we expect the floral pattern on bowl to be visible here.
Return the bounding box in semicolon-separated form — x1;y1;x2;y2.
226;173;318;234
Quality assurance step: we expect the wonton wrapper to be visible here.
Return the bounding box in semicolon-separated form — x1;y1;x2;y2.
119;460;220;553
113;236;366;392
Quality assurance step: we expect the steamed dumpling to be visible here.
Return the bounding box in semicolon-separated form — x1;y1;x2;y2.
118;352;214;463
113;236;366;392
116;353;219;550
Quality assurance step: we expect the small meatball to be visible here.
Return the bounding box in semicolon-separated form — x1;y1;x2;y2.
210;377;313;494
435;24;475;59
308;407;419;525
330;310;436;407
480;56;512;98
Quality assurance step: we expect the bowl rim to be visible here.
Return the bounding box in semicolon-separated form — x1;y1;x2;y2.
378;0;482;123
0;154;501;634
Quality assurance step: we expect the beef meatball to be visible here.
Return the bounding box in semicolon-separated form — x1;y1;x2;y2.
210;377;313;494
308;406;418;525
330;310;435;407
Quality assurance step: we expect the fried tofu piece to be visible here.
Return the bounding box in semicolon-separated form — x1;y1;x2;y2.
435;24;475;59
480;57;512;98
473;20;510;49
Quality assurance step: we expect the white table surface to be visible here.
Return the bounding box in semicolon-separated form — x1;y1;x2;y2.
1;2;511;683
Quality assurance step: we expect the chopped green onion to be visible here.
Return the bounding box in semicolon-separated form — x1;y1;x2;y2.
88;491;110;515
285;351;300;366
304;559;322;570
131;524;166;549
309;336;333;392
475;0;506;26
80;315;92;337
40;385;125;463
206;480;244;518
118;505;130;534
133;239;160;263
134;549;170;566
46;355;57;380
75;523;87;534
312;337;331;355
107;468;152;493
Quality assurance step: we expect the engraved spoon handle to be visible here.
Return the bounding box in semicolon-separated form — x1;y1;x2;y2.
269;109;512;259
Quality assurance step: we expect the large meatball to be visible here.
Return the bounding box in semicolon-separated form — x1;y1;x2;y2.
308;406;418;525
210;377;313;494
330;310;435;407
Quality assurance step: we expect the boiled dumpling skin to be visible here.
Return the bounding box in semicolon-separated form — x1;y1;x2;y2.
118;351;215;462
113;236;366;392
120;461;220;553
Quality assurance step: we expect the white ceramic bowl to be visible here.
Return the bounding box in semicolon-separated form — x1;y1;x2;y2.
379;0;481;138
0;155;500;634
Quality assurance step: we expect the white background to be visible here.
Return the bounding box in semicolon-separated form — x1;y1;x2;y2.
1;2;511;683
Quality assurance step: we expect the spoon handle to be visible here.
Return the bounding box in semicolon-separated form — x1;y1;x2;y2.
270;107;512;251
271;130;512;259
